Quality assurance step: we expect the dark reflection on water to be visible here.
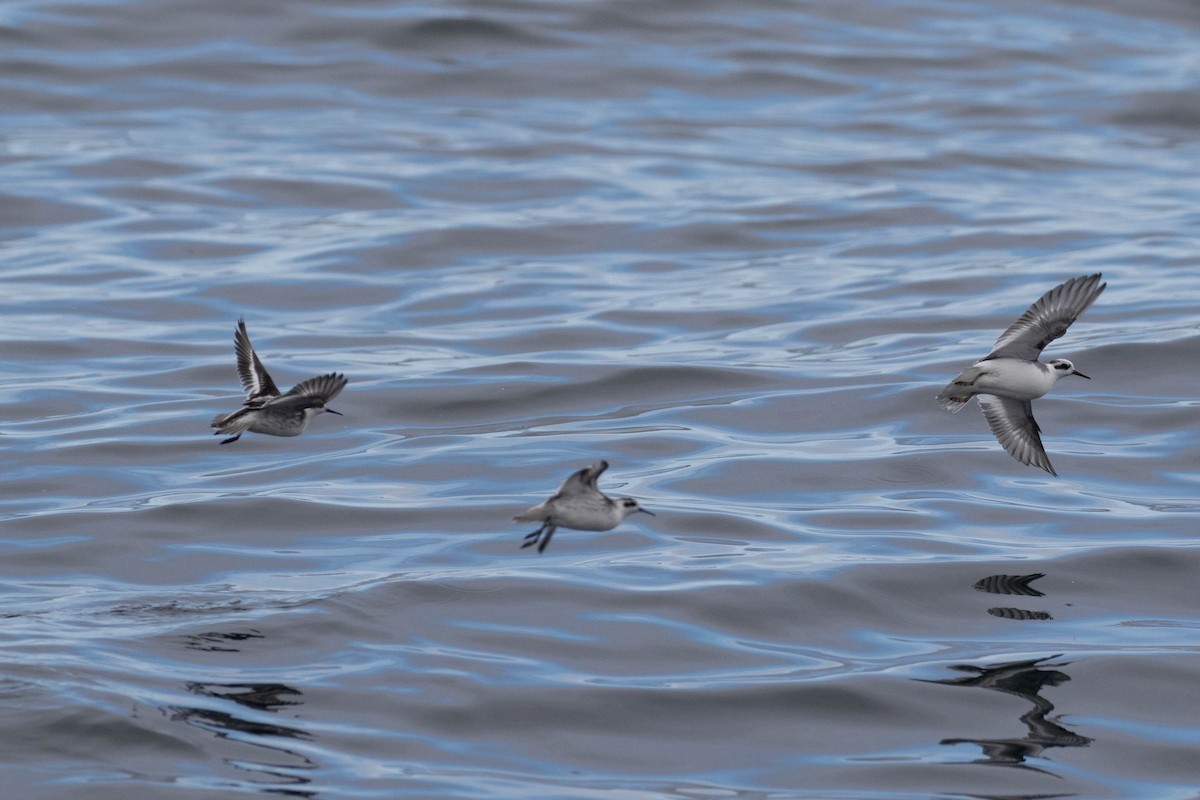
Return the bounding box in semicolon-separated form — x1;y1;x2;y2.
974;573;1046;597
167;682;316;797
987;607;1053;621
185;682;305;717
184;630;266;652
975;572;1052;620
926;656;1092;771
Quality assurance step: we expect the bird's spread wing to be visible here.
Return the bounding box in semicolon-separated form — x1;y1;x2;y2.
286;373;347;402
554;460;608;497
235;319;280;400
985;274;1105;361
976;394;1056;476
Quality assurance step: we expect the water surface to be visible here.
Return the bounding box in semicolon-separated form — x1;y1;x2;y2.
2;0;1200;797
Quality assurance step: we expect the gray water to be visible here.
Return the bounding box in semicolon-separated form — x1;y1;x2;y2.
2;1;1199;797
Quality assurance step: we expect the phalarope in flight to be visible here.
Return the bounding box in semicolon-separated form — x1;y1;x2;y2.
211;318;347;444
515;460;654;553
936;273;1105;475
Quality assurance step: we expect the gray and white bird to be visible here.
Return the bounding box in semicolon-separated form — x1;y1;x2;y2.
211;318;347;444
514;460;654;553
936;273;1106;476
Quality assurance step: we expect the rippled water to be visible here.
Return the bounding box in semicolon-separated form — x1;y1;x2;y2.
3;0;1200;797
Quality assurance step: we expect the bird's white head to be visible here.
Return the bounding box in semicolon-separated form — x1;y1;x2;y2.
617;497;654;519
1048;358;1090;381
303;402;343;419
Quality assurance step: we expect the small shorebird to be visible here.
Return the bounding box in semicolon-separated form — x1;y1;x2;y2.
515;461;654;553
211;318;347;444
936;273;1105;475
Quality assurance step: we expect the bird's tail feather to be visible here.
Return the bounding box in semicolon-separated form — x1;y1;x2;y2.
936;366;985;412
936;392;973;412
211;408;251;431
513;502;548;523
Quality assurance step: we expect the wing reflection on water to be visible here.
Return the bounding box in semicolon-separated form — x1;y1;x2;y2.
986;607;1052;621
167;682;316;797
186;682;305;719
973;573;1045;597
183;630;266;653
974;572;1052;621
922;655;1092;770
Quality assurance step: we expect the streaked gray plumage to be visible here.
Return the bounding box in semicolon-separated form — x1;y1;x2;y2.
211;319;346;444
514;461;653;553
936;274;1105;475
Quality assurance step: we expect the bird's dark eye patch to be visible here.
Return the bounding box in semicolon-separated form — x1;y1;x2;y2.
1055;363;1070;370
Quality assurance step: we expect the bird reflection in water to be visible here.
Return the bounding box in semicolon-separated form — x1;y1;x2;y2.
168;682;316;798
183;629;265;653
922;655;1092;770
973;572;1052;621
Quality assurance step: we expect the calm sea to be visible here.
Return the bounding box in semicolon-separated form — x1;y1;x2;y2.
2;0;1199;797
